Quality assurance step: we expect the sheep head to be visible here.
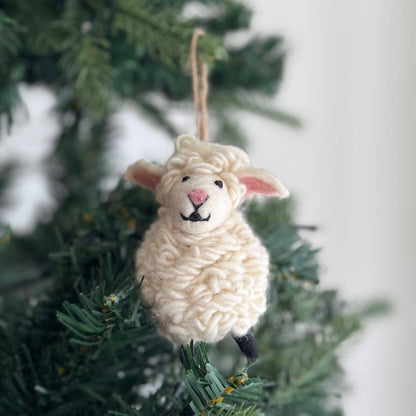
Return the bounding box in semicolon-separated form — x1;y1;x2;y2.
124;135;289;234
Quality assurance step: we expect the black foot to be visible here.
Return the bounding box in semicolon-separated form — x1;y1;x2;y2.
233;334;259;359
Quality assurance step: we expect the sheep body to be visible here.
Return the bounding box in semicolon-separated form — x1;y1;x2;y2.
137;209;269;344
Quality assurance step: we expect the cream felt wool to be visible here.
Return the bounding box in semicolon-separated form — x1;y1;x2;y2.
124;135;289;347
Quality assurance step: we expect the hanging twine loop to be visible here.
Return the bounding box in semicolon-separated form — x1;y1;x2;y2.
190;29;208;141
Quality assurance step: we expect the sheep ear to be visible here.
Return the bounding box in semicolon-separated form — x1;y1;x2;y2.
238;167;290;198
124;160;166;191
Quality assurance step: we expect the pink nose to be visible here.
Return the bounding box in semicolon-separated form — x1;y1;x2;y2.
188;188;209;206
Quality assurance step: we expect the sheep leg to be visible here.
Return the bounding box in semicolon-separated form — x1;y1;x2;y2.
233;334;259;359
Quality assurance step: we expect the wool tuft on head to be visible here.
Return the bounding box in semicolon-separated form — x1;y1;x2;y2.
124;135;289;358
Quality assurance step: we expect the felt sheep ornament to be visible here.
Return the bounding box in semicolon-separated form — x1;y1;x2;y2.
124;135;289;358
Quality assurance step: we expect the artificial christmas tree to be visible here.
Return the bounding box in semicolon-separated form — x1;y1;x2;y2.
0;1;385;415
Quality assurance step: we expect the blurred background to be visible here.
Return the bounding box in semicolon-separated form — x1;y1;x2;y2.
1;0;415;414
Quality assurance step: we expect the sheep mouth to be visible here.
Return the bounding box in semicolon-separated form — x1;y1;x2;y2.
180;211;211;222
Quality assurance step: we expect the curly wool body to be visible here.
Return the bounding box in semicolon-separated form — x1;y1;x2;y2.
137;209;269;344
124;135;289;346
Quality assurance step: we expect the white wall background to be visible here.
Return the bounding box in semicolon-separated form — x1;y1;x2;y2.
1;1;415;414
249;1;416;415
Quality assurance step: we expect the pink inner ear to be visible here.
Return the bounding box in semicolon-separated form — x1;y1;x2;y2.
132;169;161;190
239;177;277;197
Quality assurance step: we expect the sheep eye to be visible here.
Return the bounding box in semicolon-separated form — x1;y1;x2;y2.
215;180;223;189
182;176;190;182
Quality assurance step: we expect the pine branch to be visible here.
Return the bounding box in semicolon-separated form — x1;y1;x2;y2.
0;14;21;59
112;0;225;66
0;13;23;132
180;343;268;415
59;32;113;111
0;162;17;208
246;200;320;287
211;36;285;95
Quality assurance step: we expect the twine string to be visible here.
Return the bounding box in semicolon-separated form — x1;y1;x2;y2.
190;29;208;141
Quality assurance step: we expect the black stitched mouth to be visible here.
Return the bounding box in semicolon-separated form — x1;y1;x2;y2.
180;211;211;222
